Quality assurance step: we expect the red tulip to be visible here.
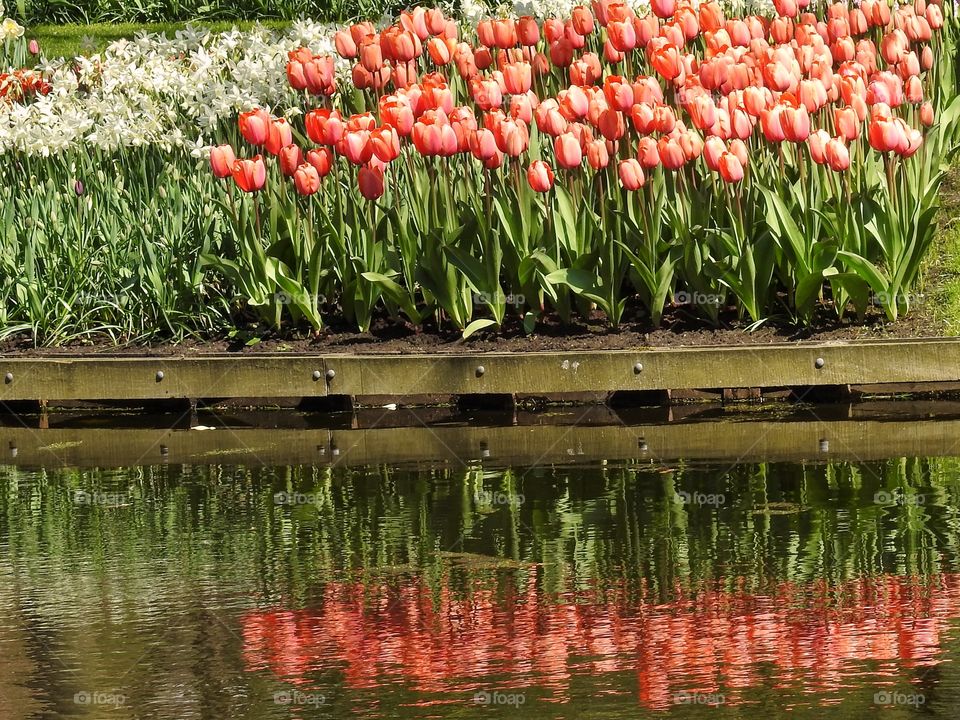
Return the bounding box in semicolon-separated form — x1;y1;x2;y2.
658;136;686;170
618;158;645;190
279;145;304;177
586;139;610;170
651;0;677;19
608;19;637;52
555;132;583;169
825;138;850;171
834;107;861;141
517;16;541;45
357;165;385;200
232;155;266;193
370;126;401;163
210;145;236;179
636;137;661;168
306;148;334;177
572;6;595;34
265;118;293;156
239;108;271;146
305;109;344;146
527;160;555;192
598;109;626;141
293;163;321;195
718;152;744;182
503;62;533;95
334;30;358;58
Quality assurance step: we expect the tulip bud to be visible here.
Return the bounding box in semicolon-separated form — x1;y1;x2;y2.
618;158;645;190
527;160;555;192
293;163;321;196
920;101;934;127
28;39;39;55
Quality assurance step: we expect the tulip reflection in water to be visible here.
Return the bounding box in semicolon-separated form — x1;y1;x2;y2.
242;572;960;710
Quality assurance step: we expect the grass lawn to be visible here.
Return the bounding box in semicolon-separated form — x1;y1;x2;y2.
920;165;960;336
31;21;291;59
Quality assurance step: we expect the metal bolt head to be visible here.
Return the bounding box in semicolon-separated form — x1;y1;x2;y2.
325;369;336;381
3;372;11;384
634;362;643;374
155;370;164;382
814;357;825;369
312;370;322;381
475;365;485;378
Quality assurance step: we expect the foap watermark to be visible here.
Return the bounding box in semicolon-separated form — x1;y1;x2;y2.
273;291;327;307
274;491;321;506
74;691;126;707
74;490;128;506
472;291;526;308
472;690;526;706
874;690;925;707
474;490;525;506
673;690;725;706
874;489;925;506
871;291;925;307
674;290;724;307
273;690;326;707
675;490;725;507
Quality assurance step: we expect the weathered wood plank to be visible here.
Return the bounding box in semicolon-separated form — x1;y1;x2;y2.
3;416;959;468
0;339;958;402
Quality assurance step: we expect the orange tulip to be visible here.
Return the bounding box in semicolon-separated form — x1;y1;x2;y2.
210;145;236;179
718;152;744;182
370;126;401;163
517;16;540;45
587;139;610;169
265;118;293;156
651;0;677;19
232;155;266;193
636;137;661;168
306;148;334;178
618;158;646;189
334;30;358;58
279;145;304;177
825;137;850;171
238;108;271;146
555;132;583;169
527;160;555;192
293;163;321;195
305;109;344;146
834;106;861;141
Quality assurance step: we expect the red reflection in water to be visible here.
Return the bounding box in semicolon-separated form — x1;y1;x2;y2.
242;573;960;709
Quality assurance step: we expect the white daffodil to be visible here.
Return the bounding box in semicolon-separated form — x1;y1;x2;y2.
1;16;24;39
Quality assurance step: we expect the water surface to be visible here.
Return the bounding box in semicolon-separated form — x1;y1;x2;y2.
1;457;959;718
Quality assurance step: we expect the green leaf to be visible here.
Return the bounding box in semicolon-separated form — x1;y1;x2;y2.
462;318;498;339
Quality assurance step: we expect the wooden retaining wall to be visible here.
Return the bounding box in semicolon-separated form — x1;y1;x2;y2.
1;338;959;405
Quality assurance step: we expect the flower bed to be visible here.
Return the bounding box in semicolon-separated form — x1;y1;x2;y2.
0;1;958;345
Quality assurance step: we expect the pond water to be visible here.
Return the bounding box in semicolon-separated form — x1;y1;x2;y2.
1;455;959;718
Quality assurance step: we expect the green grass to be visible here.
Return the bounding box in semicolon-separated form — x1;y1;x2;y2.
921;165;960;336
31;21;291;59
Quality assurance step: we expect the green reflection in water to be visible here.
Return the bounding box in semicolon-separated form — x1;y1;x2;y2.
0;458;958;718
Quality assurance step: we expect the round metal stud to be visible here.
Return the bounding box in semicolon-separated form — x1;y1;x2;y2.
155;370;164;382
325;369;336;380
3;372;11;384
475;365;485;378
312;370;322;381
633;362;643;374
814;357;825;369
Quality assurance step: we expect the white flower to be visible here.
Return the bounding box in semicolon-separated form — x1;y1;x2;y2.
1;17;24;39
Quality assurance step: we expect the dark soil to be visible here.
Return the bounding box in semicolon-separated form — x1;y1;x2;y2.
0;299;942;357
